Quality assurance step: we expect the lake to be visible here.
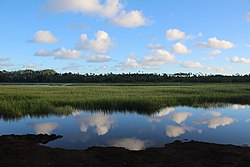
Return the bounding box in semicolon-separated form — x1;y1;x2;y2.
1;104;250;150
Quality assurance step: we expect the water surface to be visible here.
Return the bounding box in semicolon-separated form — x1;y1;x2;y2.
1;104;250;150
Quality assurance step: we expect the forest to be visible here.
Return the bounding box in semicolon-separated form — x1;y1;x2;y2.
0;69;250;83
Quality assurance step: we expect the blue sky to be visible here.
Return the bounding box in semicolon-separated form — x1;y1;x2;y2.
0;0;250;74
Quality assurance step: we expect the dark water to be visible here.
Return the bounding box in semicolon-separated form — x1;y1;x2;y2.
1;104;250;150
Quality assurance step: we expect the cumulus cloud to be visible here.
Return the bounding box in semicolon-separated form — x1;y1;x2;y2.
0;58;13;67
211;50;221;55
45;0;122;18
33;122;59;134
195;117;235;129
180;60;226;73
30;30;58;43
230;57;250;63
172;42;192;54
35;47;81;59
166;125;193;137
77;30;112;54
62;64;82;70
140;49;175;66
118;57;141;70
45;0;148;28
148;107;175;122
171;112;192;124
180;61;204;69
246;12;250;22
147;43;164;50
76;113;115;135
112;10;148;27
85;55;112;63
166;29;192;41
197;37;234;49
24;63;37;68
108;138;151;151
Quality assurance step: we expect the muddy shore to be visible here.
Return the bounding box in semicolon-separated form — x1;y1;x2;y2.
0;134;250;167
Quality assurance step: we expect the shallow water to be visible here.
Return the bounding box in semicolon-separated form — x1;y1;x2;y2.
1;104;250;150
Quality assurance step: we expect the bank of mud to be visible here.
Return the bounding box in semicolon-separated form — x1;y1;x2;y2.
1;134;250;167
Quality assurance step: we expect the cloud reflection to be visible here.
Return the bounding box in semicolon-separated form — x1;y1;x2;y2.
148;107;175;122
232;104;249;110
205;111;221;117
195;117;235;129
166;125;193;137
76;113;115;135
171;112;192;124
33;122;59;134
108;138;151;151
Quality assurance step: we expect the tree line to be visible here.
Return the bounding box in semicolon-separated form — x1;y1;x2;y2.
0;69;250;83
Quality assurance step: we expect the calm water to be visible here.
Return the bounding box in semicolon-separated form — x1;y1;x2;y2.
1;104;250;150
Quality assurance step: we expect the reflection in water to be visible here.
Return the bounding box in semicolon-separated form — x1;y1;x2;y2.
195;117;235;129
33;122;59;134
108;138;151;151
148;107;175;122
205;111;221;117
171;112;192;124
166;125;193;137
232;104;249;110
1;105;249;150
76;113;116;135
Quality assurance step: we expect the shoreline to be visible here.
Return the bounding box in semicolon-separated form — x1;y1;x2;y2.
1;134;250;167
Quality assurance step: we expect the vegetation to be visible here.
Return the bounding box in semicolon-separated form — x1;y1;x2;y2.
0;83;250;120
0;69;250;83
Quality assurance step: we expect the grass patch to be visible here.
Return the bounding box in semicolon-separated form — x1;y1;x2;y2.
0;83;250;120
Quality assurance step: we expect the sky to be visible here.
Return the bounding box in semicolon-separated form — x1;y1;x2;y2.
0;0;250;74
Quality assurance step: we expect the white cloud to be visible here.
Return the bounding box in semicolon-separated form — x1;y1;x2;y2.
0;58;13;67
112;10;148;28
85;55;112;63
35;47;81;60
171;112;192;124
197;37;234;49
165;125;192;137
118;57;141;70
33;122;58;134
246;12;250;22
211;50;221;55
230;57;250;63
195;117;235;129
246;44;250;48
77;30;112;54
108;138;151;151
147;43;164;50
24;63;37;68
205;66;227;73
140;49;175;66
62;64;81;70
76;113;115;135
166;29;192;41
30;30;58;43
45;0;122;18
181;61;204;69
180;61;226;73
205;111;221;117
45;0;148;28
172;42;192;54
148;107;175;122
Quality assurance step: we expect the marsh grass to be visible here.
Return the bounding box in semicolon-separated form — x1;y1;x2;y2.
0;83;250;120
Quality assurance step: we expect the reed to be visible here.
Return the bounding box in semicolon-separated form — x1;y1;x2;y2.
0;83;249;120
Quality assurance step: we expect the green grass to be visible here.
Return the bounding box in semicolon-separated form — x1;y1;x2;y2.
0;83;250;120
